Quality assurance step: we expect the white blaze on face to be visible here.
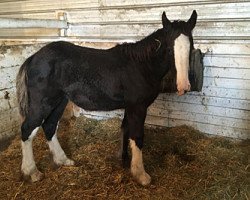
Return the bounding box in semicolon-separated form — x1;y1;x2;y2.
174;34;191;95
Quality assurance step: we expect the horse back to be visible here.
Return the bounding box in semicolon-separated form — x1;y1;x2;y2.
26;41;159;111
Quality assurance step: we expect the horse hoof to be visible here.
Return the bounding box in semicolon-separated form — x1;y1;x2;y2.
132;171;151;186
55;158;75;166
64;158;75;166
30;169;44;182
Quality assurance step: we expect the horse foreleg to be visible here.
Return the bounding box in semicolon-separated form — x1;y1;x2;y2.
127;106;151;186
118;111;130;167
129;139;151;186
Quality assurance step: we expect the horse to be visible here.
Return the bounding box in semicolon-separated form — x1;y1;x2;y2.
16;10;197;186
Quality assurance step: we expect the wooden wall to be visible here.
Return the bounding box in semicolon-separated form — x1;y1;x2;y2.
0;0;249;139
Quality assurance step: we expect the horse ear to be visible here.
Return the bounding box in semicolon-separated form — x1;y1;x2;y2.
162;11;171;30
187;10;197;30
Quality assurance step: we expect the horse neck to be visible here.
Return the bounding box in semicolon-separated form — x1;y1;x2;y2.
118;29;171;81
137;32;171;82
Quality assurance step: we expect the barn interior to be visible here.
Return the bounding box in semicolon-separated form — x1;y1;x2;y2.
0;0;249;199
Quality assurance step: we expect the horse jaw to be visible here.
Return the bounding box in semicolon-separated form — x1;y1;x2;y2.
174;34;191;95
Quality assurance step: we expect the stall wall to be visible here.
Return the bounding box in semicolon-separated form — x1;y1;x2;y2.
0;45;41;140
0;0;249;139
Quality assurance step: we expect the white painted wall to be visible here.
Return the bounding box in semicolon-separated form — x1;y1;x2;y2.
0;0;249;139
0;45;44;140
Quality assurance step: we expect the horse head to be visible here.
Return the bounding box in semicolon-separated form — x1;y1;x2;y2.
162;10;197;95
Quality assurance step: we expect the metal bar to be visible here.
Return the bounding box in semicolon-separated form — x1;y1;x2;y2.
1;36;250;46
0;18;68;29
0;0;249;15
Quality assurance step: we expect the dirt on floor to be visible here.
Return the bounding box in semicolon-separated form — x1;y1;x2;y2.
0;116;249;200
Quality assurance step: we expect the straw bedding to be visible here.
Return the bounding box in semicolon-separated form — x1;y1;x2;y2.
0;116;249;200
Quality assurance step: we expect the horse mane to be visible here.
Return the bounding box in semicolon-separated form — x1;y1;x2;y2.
117;29;165;62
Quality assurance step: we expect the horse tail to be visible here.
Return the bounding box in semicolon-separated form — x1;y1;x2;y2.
16;56;33;119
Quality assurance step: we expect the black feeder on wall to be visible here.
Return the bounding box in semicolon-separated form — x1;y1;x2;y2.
161;48;204;93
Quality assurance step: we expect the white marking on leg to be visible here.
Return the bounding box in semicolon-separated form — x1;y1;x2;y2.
174;34;191;95
130;139;151;186
48;124;74;166
21;127;43;182
21;127;39;176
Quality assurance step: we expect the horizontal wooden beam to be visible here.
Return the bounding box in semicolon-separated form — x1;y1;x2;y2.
0;18;68;29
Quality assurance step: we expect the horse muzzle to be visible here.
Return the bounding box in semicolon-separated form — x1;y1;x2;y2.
177;80;191;96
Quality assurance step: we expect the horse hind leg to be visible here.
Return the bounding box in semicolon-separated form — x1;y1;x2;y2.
42;97;74;167
21;116;44;182
47;132;75;166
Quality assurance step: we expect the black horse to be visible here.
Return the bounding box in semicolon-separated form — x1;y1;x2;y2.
16;11;197;185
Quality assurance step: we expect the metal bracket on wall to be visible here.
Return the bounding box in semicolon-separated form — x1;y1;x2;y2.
56;11;68;37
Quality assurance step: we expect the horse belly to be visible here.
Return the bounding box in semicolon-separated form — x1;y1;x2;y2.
68;90;124;111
